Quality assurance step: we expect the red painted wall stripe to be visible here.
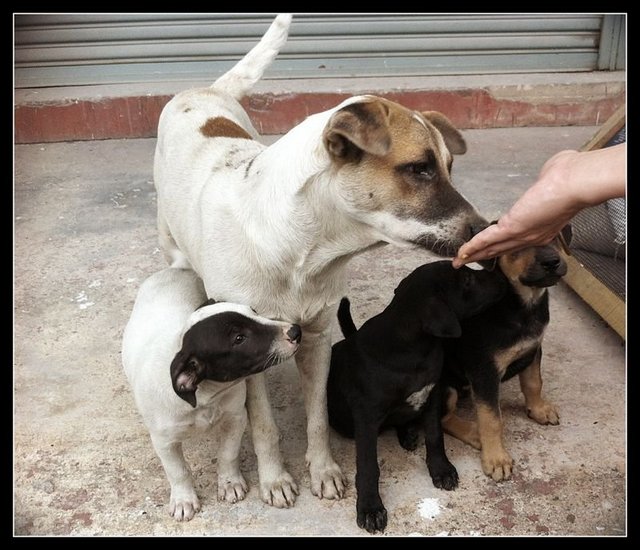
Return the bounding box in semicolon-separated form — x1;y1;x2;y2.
15;89;625;144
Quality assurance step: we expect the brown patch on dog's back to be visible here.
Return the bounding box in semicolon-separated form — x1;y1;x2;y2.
200;117;253;140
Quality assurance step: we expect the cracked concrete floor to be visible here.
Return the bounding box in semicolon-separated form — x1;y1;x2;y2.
14;126;625;537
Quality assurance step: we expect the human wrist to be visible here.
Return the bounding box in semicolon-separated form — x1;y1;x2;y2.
538;150;586;209
561;146;625;207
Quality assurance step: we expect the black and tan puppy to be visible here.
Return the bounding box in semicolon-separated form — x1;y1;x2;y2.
327;261;506;533
441;227;571;482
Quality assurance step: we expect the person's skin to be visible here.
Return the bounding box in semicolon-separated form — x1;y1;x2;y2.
453;142;626;268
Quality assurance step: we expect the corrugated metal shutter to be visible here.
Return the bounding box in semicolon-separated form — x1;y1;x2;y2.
14;13;623;88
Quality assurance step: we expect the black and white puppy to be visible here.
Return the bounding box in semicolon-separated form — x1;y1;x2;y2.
327;260;506;533
122;265;301;521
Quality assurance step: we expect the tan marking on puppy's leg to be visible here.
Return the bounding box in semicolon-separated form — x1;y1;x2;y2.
443;413;481;449
476;402;513;481
442;388;481;449
200;117;253;139
518;349;559;425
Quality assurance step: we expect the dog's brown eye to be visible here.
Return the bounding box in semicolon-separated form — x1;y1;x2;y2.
233;334;246;345
408;162;436;181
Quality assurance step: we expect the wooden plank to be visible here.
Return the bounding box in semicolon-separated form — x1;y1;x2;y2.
563;255;625;339
561;105;626;339
579;104;625;152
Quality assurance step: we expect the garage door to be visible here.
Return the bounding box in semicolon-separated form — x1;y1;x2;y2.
14;13;625;88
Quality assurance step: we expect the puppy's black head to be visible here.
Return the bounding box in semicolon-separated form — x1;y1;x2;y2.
426;262;507;329
170;304;301;407
393;260;506;339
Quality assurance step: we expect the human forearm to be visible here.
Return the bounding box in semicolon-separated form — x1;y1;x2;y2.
452;143;626;268
560;143;626;207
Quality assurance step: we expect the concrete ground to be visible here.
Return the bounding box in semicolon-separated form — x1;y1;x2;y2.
14;125;626;537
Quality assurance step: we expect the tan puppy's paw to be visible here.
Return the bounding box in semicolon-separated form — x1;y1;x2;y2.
481;448;514;481
527;400;560;425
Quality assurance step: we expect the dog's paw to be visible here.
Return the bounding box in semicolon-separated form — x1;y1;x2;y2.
527;401;560;425
429;463;459;491
481;448;513;482
357;505;388;534
260;471;299;508
169;490;201;522
309;460;347;500
218;474;248;504
396;424;420;451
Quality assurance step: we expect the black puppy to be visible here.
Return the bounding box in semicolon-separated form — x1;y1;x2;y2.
441;228;571;482
327;261;506;534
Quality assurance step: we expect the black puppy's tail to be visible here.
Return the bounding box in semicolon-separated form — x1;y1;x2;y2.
337;298;358;338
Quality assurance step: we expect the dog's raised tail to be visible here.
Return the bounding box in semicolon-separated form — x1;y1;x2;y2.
337;298;358;338
212;14;292;100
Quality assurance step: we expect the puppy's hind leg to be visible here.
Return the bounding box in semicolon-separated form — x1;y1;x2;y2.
149;433;200;521
441;387;481;450
518;348;559;425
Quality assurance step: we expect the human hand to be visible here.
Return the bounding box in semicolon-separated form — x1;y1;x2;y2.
452;150;582;267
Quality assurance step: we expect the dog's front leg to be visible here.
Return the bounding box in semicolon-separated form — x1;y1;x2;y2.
215;401;249;504
423;385;459;490
518;347;559;425
295;322;346;500
246;373;299;507
149;433;200;521
473;375;513;481
354;416;387;533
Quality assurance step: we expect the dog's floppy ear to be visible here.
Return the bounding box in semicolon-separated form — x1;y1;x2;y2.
170;351;203;408
422;111;467;155
323;100;391;160
421;296;462;338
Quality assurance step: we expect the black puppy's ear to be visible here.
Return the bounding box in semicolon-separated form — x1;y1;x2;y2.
421;297;461;338
170;351;203;408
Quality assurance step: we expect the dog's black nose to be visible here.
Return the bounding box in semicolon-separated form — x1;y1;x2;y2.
287;324;302;344
541;257;561;272
469;223;490;239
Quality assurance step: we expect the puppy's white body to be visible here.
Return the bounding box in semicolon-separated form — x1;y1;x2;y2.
122;267;298;520
154;14;485;504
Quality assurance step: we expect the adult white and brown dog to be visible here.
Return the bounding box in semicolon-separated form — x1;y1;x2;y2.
122;265;301;520
153;14;487;507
